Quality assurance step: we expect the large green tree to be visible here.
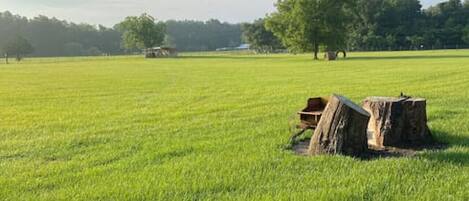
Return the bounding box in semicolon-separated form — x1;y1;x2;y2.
265;0;350;60
422;0;469;49
242;19;283;53
117;13;166;50
2;35;33;63
347;0;423;50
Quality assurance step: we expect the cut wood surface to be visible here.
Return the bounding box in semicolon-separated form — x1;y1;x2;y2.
363;97;433;148
308;94;370;156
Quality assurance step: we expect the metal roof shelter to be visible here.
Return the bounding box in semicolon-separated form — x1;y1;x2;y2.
144;47;178;58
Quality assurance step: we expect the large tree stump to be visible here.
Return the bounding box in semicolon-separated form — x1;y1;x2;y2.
363;97;433;148
324;51;337;61
308;95;370;156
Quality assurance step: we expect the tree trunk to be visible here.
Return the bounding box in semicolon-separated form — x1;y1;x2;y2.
5;54;8;64
362;97;433;148
313;44;319;60
308;94;370;156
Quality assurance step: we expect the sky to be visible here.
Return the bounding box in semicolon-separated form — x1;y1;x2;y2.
0;0;447;27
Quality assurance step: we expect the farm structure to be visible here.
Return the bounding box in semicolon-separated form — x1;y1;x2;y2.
144;47;178;58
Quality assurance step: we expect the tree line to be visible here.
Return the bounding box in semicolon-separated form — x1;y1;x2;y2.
1;0;469;61
0;11;122;59
0;11;242;60
244;0;469;58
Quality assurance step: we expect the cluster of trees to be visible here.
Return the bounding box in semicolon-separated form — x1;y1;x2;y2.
1;35;33;63
241;19;283;53
349;0;469;51
0;11;123;59
116;16;243;52
242;0;469;58
166;20;242;51
2;0;468;61
0;11;243;61
116;14;166;51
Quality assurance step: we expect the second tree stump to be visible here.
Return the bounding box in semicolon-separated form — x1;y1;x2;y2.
363;97;433;148
308;95;370;156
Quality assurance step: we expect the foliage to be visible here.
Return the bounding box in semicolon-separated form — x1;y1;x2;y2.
116;13;166;50
1;0;469;57
0;11;123;57
2;35;34;61
165;19;242;51
265;0;350;59
463;25;469;44
242;19;283;53
348;0;469;50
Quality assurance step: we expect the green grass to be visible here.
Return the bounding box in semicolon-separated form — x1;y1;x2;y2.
1;50;469;200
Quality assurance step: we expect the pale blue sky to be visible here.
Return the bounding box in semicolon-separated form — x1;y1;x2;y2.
0;0;446;26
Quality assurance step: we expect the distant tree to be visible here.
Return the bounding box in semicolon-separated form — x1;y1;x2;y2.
407;35;425;49
348;0;423;50
242;19;283;53
165;19;242;51
423;0;468;48
463;26;469;44
2;35;34;63
0;11;124;57
162;35;176;47
345;0;384;50
266;0;350;60
117;13;166;50
63;42;85;56
86;47;103;56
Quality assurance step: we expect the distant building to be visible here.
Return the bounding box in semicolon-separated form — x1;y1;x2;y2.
236;44;250;50
216;44;250;51
144;47;178;58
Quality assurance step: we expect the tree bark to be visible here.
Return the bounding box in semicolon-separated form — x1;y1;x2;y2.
325;51;337;60
362;97;433;148
308;94;370;156
313;43;319;60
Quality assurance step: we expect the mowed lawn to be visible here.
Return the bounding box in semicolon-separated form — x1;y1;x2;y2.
1;50;469;200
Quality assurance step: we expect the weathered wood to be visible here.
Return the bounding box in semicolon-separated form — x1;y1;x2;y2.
290;97;328;144
308;95;370;156
336;50;347;58
325;51;337;61
363;97;433;148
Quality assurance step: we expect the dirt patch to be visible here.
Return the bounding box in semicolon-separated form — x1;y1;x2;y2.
292;138;447;159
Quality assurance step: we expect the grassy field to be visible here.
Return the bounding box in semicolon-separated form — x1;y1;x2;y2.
1;50;469;200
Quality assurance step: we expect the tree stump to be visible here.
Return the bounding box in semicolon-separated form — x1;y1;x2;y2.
336;50;347;58
308;95;370;156
325;51;337;61
362;97;433;148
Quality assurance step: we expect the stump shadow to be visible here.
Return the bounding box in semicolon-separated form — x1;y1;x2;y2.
291;130;469;165
418;130;469;166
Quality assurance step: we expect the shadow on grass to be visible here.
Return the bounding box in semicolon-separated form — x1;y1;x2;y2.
418;130;469;166
176;53;469;61
347;54;469;61
290;129;469;166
